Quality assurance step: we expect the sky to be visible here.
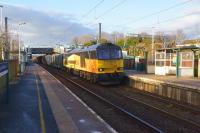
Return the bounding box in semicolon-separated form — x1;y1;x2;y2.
0;0;199;47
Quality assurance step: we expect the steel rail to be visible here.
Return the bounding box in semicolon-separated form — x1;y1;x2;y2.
50;69;164;133
122;94;200;128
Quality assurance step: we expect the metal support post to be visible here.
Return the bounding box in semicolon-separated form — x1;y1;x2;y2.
193;50;198;77
5;17;9;60
98;23;101;44
176;49;180;77
144;51;148;74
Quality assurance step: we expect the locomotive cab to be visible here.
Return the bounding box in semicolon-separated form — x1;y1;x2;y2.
96;43;124;84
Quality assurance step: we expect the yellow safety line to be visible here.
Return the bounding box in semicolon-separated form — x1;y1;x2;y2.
35;71;46;133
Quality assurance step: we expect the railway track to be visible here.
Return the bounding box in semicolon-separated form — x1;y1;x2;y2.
113;86;200;124
119;92;200;128
72;72;200;128
77;81;200;133
123;86;200;114
44;65;163;133
42;65;200;133
74;72;200;125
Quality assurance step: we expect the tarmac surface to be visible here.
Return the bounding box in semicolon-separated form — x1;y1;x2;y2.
0;63;58;133
0;63;115;133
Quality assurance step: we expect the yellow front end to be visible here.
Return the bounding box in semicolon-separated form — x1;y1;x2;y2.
96;59;124;74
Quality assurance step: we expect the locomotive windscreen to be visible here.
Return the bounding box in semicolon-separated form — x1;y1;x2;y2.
97;45;122;60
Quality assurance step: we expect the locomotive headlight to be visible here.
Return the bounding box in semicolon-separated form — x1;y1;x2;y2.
117;67;123;71
98;68;104;72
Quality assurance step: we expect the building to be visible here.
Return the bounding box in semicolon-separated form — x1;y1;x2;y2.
155;46;200;77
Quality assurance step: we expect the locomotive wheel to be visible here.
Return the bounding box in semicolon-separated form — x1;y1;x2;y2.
67;68;69;73
87;73;90;80
70;69;74;74
93;75;97;83
90;74;97;83
83;72;86;79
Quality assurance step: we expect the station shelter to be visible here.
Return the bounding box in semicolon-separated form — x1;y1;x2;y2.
155;46;200;77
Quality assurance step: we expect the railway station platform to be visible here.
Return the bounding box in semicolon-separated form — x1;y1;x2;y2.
125;70;200;106
0;63;115;133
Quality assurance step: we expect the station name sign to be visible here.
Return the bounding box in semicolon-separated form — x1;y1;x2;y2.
0;62;8;77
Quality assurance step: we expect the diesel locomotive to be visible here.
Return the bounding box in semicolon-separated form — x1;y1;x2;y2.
40;43;124;84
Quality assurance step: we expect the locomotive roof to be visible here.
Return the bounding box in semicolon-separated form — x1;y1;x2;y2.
67;43;120;54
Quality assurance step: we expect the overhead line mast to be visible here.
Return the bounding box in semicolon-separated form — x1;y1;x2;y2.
98;23;101;44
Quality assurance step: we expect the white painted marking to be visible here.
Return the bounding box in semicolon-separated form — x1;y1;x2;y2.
42;71;46;74
79;119;86;123
91;131;102;133
66;107;72;110
40;66;118;133
70;99;74;102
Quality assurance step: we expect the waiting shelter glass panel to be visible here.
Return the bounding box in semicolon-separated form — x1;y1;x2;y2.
180;52;193;68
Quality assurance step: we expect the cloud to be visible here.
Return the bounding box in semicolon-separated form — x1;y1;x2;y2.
160;8;200;39
132;7;200;39
2;4;95;47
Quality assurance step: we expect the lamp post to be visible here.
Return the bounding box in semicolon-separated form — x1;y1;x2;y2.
0;5;3;60
123;33;127;49
151;27;155;64
0;5;3;32
18;22;26;73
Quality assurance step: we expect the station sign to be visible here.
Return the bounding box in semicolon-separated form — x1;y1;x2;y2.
0;62;8;77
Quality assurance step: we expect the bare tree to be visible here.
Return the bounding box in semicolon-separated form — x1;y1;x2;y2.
194;24;200;44
71;37;79;48
78;34;94;44
0;33;6;61
111;31;124;44
155;31;164;43
175;29;185;45
101;32;111;41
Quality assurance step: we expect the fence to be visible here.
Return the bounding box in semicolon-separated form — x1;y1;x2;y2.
0;62;9;103
0;60;18;103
